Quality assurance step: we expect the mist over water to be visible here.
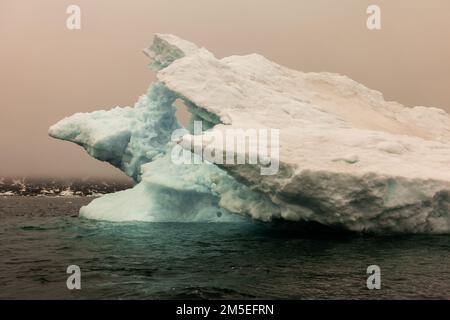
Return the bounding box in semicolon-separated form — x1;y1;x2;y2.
1;196;450;299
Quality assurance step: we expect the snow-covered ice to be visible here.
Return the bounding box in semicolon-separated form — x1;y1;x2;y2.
49;34;450;233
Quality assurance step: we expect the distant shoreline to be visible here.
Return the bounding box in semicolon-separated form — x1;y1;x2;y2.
0;177;133;197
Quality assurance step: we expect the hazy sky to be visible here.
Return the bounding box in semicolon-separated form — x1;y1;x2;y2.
1;0;449;179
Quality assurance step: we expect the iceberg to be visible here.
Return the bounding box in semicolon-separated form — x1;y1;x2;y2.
49;34;450;233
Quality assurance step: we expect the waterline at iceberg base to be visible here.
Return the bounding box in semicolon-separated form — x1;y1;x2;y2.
49;34;450;234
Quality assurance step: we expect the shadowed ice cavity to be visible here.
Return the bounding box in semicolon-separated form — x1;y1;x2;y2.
49;80;280;223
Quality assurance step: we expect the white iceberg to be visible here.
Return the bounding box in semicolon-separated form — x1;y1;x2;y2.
49;34;450;233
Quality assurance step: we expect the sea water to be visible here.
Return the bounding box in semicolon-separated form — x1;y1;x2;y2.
1;196;449;299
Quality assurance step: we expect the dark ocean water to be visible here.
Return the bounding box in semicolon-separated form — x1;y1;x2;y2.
1;196;449;299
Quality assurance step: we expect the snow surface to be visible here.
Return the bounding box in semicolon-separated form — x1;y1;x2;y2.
49;34;450;233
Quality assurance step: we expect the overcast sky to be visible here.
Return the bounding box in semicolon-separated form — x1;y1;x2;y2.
1;0;449;179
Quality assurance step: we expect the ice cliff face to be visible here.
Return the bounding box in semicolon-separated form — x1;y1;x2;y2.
49;34;450;233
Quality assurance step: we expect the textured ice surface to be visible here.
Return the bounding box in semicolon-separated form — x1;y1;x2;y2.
49;34;450;233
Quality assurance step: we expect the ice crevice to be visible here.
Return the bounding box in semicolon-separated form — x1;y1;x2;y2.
49;34;450;234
